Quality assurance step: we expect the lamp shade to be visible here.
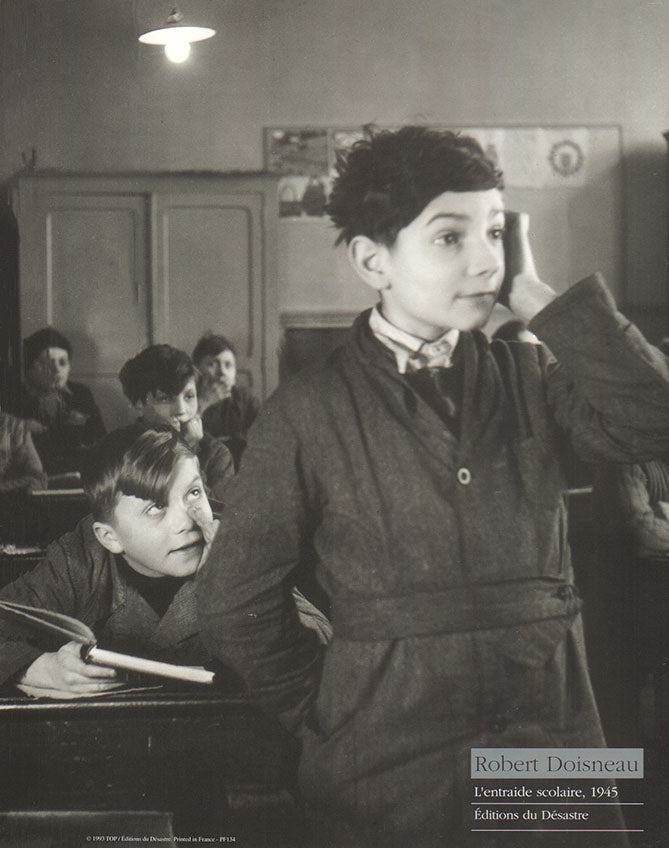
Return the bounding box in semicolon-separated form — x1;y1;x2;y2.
138;24;216;46
138;7;215;46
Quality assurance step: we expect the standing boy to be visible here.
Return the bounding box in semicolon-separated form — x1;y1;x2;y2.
197;127;669;846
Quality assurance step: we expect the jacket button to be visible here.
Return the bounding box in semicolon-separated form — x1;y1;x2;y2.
488;713;508;734
556;584;575;600
457;467;471;485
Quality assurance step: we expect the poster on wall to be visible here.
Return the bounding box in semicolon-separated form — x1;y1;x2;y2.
265;125;592;218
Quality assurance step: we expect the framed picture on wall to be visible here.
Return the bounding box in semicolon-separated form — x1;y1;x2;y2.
264;127;331;219
265;124;600;226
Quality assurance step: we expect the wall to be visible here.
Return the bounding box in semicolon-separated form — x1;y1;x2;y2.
1;0;668;324
0;0;268;174
261;0;669;316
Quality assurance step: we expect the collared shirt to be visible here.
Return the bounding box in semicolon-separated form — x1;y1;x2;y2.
369;305;460;374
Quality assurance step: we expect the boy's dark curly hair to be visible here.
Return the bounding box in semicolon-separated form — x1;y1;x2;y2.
24;326;73;370
326;125;503;247
192;333;236;366
119;344;196;405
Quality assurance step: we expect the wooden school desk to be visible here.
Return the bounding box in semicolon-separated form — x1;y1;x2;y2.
0;487;89;550
0;487;90;589
0;686;301;846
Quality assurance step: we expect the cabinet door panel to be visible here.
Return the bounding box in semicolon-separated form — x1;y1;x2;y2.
48;198;150;368
15;175;278;431
154;193;265;394
19;193;149;430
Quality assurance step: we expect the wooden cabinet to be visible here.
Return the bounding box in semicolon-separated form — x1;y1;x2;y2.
12;173;278;429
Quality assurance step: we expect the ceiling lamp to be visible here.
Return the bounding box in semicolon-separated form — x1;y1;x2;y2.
138;7;216;64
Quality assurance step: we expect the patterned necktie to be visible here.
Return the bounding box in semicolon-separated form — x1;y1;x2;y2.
405;338;461;433
407;338;454;372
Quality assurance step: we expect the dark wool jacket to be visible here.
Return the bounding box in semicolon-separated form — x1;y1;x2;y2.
197;275;669;847
15;380;106;475
0;516;207;687
196;432;235;501
201;385;261;470
0;413;46;492
612;459;669;557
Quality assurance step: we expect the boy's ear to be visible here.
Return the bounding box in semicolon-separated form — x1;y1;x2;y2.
92;520;124;555
347;235;390;292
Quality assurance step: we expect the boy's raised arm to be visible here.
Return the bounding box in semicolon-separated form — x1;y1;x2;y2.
501;211;669;464
529;272;669;462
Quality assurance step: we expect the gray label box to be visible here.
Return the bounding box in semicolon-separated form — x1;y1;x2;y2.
470;748;644;779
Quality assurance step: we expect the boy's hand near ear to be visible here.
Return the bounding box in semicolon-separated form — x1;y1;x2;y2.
500;211;557;321
16;640;120;699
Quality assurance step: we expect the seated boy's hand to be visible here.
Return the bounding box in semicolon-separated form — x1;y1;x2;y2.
500;211;556;321
181;415;204;449
67;410;89;426
187;502;220;570
29;419;46;436
16;641;120;699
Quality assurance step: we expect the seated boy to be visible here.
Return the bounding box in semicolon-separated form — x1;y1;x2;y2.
192;333;261;470
0;427;218;699
13;326;106;476
119;344;234;503
603;338;669;558
196;126;669;847
0;409;46;493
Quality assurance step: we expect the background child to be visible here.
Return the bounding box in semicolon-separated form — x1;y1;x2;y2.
119;344;234;502
196;126;669;847
0;409;46;492
0;427;217;699
192;334;260;470
587;336;669;745
13;327;106;477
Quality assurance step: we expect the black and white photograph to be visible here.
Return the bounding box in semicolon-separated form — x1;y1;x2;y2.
0;1;668;847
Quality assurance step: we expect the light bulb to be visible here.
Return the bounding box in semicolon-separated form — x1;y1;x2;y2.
164;39;191;63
